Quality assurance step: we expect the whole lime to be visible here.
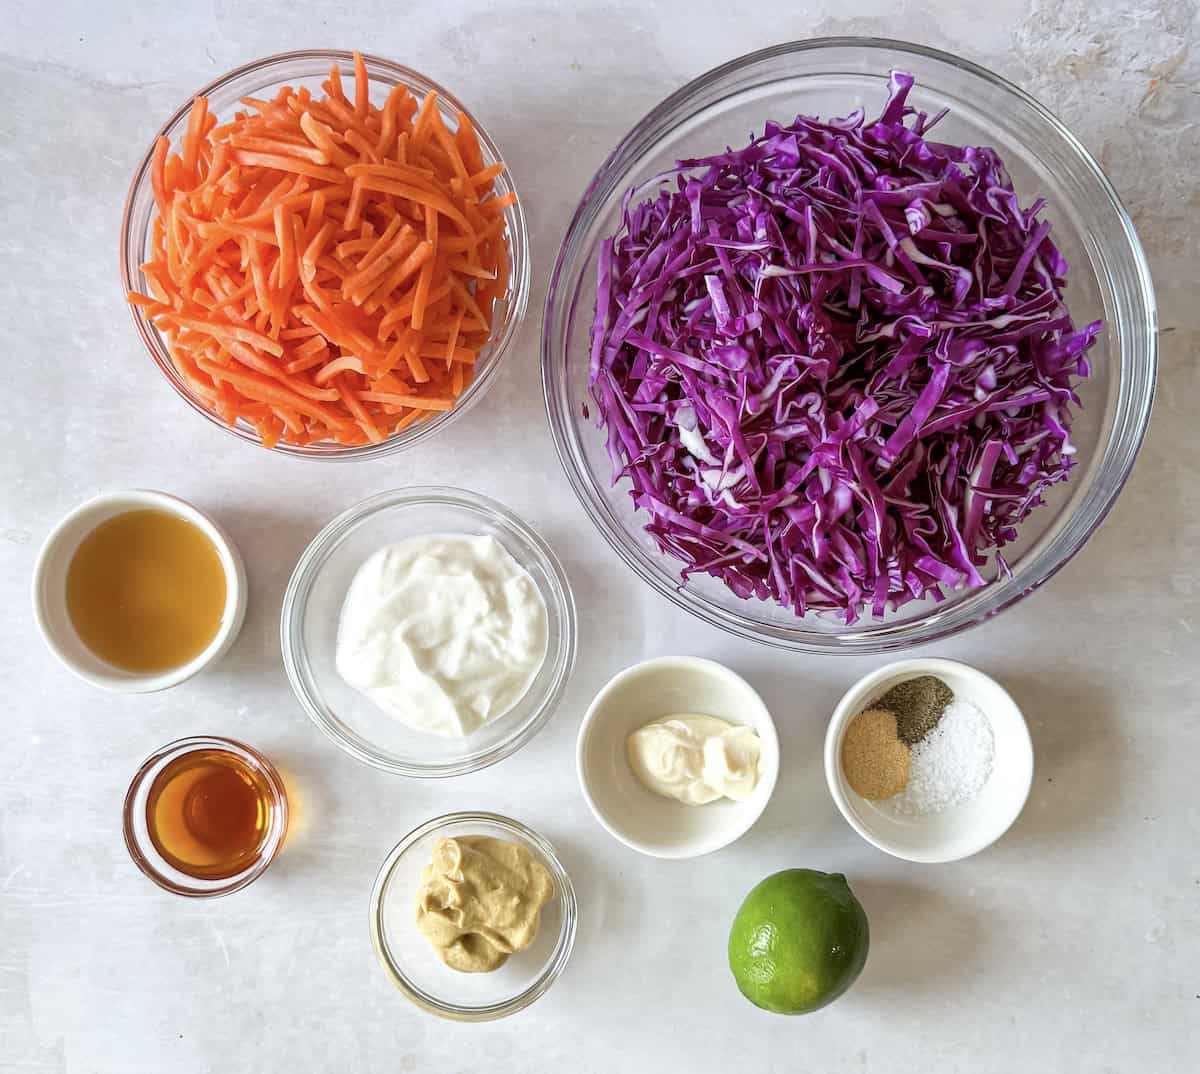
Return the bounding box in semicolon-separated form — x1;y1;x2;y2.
728;869;869;1015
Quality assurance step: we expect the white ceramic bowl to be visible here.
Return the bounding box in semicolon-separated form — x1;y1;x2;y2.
576;656;779;858
824;658;1033;863
32;490;247;692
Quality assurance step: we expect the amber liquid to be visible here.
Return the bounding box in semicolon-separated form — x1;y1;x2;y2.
146;749;274;880
66;509;226;673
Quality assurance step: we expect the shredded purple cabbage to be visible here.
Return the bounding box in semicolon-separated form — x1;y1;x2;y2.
589;72;1100;623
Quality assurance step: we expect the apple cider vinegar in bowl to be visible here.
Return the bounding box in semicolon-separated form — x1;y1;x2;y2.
33;490;247;692
65;508;227;673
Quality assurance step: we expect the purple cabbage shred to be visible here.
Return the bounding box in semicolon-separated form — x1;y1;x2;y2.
588;72;1100;623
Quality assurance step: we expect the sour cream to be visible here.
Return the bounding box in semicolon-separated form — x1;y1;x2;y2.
335;534;548;738
625;715;764;805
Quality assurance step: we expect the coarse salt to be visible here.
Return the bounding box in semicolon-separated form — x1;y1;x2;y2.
889;698;994;815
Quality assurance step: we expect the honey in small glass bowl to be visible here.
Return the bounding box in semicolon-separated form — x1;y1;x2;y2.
124;737;288;897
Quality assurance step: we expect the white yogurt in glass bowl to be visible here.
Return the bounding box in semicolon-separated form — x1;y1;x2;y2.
335;534;548;739
282;488;575;778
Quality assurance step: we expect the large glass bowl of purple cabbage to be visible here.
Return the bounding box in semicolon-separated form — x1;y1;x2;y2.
542;38;1155;653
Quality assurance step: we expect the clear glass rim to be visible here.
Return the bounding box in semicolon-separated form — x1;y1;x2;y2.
541;36;1157;654
119;48;531;461
280;486;577;776
368;811;578;1021
122;735;289;897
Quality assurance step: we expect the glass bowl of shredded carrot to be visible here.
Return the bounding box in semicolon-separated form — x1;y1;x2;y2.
120;50;529;457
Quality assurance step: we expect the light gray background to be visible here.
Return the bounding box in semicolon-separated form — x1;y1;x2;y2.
2;2;1197;1071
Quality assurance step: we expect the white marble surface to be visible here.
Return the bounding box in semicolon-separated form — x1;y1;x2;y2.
2;3;1198;1071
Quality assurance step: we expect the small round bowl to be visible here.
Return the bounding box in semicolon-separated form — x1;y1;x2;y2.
120;49;530;460
281;487;576;777
577;656;779;858
123;736;289;897
543;37;1156;652
32;490;247;692
370;811;577;1020
824;658;1033;863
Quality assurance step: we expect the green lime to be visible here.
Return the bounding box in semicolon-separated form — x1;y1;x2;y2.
728;868;869;1015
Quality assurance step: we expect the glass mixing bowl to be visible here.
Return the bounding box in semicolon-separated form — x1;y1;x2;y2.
280;487;576;777
120;49;530;460
542;38;1156;653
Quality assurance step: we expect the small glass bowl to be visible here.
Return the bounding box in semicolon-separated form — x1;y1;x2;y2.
370;812;577;1021
542;37;1157;653
123;736;289;897
281;487;576;777
119;49;530;460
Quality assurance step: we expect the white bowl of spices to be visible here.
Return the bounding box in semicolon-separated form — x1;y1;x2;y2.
824;659;1033;863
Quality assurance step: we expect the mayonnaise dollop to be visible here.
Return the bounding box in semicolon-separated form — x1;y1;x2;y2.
625;715;764;805
335;534;548;738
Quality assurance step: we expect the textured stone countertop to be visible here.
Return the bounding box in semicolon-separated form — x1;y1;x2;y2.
2;3;1196;1071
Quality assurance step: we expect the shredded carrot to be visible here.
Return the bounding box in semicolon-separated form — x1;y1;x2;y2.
181;97;209;179
337;375;384;442
130;52;509;447
357;390;455;410
352;52;370;119
284;347;330;374
313;354;368;385
454;110;484;174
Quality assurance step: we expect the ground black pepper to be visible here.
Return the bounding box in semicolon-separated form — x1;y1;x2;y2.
874;675;953;745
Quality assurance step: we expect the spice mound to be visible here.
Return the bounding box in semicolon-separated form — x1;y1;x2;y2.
891;700;994;815
840;676;994;815
841;709;911;800
415;835;554;973
874;675;954;746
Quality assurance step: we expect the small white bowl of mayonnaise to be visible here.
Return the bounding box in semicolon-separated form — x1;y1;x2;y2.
576;656;779;858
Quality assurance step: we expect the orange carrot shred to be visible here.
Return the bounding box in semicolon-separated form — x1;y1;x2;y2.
337;374;384;443
454;110;484;174
357;390;454;411
284;348;329;374
343;176;366;231
428;106;470;184
301;220;336;282
182;98;209;179
353;52;370;119
314;354;368;385
444;308;465;368
327;65;347;106
150;137;171;216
